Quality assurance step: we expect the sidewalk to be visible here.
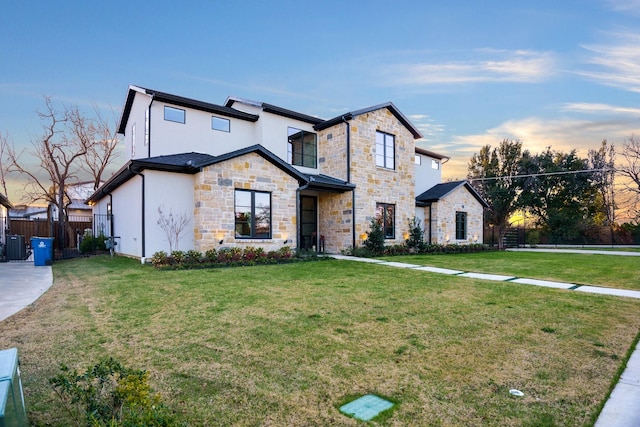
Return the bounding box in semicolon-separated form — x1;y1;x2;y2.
332;252;640;427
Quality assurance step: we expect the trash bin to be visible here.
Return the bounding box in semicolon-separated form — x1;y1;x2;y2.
31;237;54;266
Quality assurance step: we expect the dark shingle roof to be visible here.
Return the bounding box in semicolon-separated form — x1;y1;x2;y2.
416;180;488;207
87;146;354;203
315;102;423;139
118;86;259;134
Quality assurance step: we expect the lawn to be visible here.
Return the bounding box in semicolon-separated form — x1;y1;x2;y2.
379;251;640;290
1;254;639;426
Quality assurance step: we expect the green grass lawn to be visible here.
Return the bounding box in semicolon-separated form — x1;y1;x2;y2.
1;255;639;426
379;251;640;290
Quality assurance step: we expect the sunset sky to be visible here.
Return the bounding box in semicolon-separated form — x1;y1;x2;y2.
1;0;639;202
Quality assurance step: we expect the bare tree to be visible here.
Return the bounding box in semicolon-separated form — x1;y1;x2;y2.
0;132;9;196
588;139;616;226
6;97;99;248
81;105;121;191
619;135;640;195
157;206;190;253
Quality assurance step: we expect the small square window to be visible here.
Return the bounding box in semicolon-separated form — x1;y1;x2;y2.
432;159;440;170
212;116;230;132
164;106;185;124
415;155;421;165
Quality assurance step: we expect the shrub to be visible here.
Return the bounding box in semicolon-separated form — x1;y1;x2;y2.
203;248;217;262
170;250;186;264
527;229;540;247
150;251;169;267
406;216;425;250
49;357;178;426
184;250;202;265
364;217;385;255
80;234;108;253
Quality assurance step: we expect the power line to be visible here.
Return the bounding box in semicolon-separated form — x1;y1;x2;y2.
468;168;615;182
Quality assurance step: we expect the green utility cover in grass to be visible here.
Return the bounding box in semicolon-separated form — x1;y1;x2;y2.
340;394;394;421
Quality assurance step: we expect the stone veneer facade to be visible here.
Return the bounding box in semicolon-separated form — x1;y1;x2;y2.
428;186;484;244
317;108;416;253
193;152;298;252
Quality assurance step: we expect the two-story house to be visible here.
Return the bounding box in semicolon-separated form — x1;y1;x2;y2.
88;85;486;261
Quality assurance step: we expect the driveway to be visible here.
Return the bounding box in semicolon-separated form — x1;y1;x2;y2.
0;262;53;322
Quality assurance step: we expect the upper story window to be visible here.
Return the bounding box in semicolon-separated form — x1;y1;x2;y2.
212;116;230;132
235;189;272;239
287;127;317;168
376;131;395;169
144;109;149;146
414;155;421;165
164;106;185;124
432;159;440;170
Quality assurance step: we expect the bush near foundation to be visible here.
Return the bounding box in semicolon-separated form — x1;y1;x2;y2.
150;246;305;269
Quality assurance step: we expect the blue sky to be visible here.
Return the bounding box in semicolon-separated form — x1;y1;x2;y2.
2;0;640;201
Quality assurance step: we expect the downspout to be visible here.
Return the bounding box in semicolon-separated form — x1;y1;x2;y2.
147;93;155;158
296;182;311;250
129;165;146;263
342;116;356;248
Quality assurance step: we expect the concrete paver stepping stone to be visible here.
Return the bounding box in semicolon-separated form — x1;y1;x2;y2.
575;286;640;299
458;272;515;281
511;278;575;289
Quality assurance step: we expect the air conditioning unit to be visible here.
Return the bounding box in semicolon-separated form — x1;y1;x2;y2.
7;236;26;261
0;348;28;426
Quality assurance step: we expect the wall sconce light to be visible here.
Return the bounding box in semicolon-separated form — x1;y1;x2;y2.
218;239;224;245
473;234;478;242
403;232;409;241
283;239;290;244
445;235;450;244
360;233;368;241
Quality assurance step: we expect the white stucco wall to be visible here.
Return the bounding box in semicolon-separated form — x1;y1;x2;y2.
144;170;194;255
414;153;443;195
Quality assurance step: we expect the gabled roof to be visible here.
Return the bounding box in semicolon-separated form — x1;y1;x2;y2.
224;97;324;126
415;146;449;161
0;193;12;209
416;180;488;207
315;102;423;139
117;85;259;134
87;145;354;204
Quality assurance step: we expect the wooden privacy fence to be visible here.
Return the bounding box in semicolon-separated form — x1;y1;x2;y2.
8;217;92;249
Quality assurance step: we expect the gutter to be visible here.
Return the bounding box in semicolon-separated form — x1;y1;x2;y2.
129;165;146;263
147;92;155;158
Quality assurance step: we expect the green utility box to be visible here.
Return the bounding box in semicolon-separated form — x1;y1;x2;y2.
0;348;28;426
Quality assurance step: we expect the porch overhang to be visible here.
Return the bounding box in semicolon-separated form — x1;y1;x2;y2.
304;174;355;193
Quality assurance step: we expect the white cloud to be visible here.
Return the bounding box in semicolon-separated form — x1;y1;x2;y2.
441;112;639;180
562;102;640;116
384;50;556;86
579;30;640;92
606;0;640;14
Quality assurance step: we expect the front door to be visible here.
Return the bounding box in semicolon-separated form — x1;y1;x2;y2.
300;196;317;250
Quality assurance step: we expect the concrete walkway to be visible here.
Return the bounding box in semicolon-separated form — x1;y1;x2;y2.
332;251;640;427
0;262;53;322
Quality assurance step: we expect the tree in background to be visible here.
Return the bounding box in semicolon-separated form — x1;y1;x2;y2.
467;139;523;249
619;135;640;220
588;140;616;226
0;132;9;196
519;148;596;243
6;97;120;249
